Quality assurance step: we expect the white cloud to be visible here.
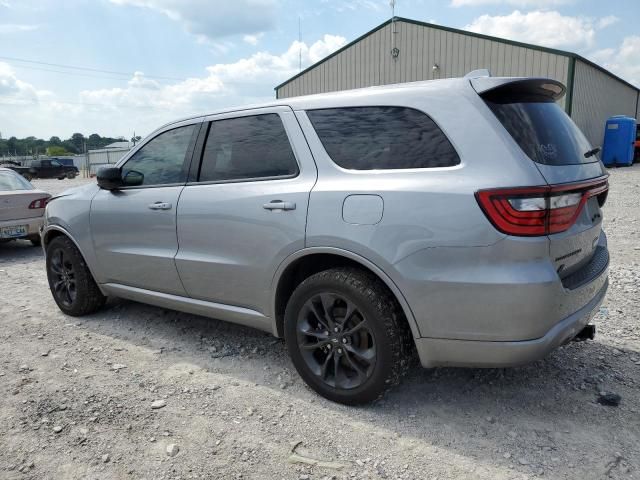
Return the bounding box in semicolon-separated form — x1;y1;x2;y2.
243;33;263;46
465;10;602;49
0;34;346;138
0;62;48;103
596;15;619;29
0;23;38;33
79;33;346;109
451;0;573;6
589;36;640;87
109;0;277;41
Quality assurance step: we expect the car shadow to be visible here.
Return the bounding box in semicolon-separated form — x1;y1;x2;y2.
0;239;44;263
66;295;639;477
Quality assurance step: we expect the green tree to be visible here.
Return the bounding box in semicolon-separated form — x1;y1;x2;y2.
62;140;78;154
88;133;102;149
46;146;69;156
70;133;85;152
7;137;18;155
49;136;62;146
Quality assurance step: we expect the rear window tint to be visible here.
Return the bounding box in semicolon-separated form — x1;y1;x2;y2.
484;98;597;166
199;114;299;182
307;107;460;170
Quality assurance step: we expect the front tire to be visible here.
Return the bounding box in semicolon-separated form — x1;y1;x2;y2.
46;236;106;316
284;268;412;405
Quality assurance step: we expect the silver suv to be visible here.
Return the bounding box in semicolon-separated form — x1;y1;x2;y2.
43;75;609;404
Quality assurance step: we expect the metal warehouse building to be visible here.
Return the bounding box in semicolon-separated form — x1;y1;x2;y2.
275;17;640;148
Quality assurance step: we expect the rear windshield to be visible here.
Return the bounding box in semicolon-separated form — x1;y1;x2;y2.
0;171;33;191
307;106;460;170
484;98;597;166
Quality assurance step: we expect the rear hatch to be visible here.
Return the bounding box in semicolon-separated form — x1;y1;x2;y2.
472;77;608;280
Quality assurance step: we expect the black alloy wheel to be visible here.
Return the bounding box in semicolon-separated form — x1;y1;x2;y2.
46;236;106;316
296;292;376;390
49;247;77;308
284;268;411;405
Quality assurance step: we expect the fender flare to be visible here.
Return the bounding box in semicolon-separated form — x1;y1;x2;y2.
42;225;106;295
270;246;421;339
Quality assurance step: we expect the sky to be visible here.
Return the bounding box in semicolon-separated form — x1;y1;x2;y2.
0;0;639;139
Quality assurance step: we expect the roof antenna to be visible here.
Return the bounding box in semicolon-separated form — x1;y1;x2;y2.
390;1;399;59
298;16;302;72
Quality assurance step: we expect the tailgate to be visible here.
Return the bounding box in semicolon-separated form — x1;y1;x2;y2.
474;77;609;277
543;171;608;277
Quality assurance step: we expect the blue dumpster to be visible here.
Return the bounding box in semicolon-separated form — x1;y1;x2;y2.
601;116;637;167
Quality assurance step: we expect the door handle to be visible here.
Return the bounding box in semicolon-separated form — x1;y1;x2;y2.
263;200;296;211
148;202;172;210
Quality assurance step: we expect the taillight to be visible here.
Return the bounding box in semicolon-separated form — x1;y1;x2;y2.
28;197;50;209
476;177;608;237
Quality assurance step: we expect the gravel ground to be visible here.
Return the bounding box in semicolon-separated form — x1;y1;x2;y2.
1;169;639;480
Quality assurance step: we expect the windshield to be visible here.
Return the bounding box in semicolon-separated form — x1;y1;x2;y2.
484;98;597;166
0;171;34;191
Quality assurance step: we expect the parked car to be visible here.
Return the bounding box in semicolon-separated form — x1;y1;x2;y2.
0;167;50;246
42;75;609;404
8;159;79;181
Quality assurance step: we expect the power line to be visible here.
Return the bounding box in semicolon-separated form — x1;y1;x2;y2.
0;56;273;87
0;95;167;110
0;55;187;81
7;63;165;82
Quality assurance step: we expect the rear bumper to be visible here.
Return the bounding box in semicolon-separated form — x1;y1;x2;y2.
415;277;608;368
0;216;44;239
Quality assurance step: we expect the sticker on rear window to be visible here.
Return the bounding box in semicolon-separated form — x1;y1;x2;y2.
537;143;558;162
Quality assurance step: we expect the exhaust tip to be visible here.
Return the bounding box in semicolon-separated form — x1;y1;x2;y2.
573;324;596;342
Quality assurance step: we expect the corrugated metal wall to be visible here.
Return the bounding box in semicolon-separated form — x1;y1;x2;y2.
571;60;639;147
277;20;569;109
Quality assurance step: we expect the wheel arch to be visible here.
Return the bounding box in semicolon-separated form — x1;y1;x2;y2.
271;247;420;339
42;226;105;295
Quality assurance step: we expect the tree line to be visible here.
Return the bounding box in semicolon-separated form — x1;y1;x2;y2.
0;133;136;157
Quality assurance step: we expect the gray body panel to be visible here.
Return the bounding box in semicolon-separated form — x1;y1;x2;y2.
42;77;609;369
175;107;317;314
91;186;187;295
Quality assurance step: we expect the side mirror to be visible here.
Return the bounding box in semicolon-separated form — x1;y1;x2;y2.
97;166;123;190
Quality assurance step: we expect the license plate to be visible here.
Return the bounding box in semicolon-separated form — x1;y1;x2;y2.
0;225;28;238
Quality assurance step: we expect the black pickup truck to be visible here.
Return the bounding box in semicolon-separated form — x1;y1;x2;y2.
2;159;79;181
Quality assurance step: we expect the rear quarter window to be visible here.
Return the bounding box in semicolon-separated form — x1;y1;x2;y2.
307;106;460;170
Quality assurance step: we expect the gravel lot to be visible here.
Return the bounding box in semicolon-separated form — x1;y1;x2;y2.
1;169;639;480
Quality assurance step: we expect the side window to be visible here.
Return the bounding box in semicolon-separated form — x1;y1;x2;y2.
307;106;460;170
122;124;197;186
198;113;299;182
41;160;51;167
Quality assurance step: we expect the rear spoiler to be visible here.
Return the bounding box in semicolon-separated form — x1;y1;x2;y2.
470;77;566;102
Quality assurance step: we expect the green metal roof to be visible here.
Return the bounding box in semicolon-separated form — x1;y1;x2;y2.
274;16;639;93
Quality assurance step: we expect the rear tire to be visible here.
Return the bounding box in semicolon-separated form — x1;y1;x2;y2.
284;267;412;405
46;236;106;316
28;235;41;247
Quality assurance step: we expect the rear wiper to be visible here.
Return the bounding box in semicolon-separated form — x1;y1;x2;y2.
584;147;601;158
